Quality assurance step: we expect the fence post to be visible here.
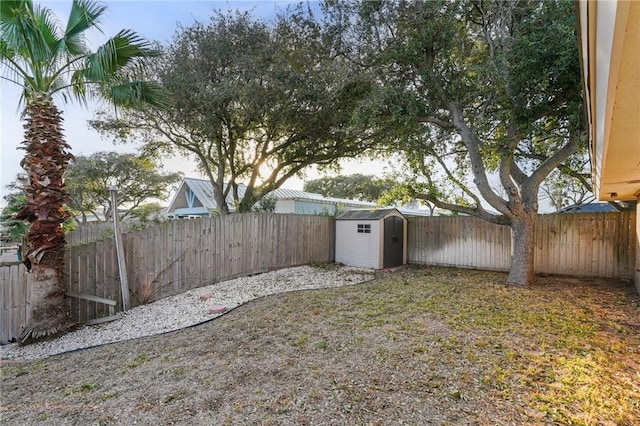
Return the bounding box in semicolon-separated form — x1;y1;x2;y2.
110;186;130;311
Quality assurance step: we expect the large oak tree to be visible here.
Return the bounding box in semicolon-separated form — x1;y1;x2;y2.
92;8;377;213
326;0;586;285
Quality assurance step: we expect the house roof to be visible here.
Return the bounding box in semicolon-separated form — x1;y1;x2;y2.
559;202;618;213
167;178;378;212
268;186;376;208
166;178;242;212
336;208;404;221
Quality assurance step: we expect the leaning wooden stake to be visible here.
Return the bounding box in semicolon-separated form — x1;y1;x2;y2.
110;186;130;311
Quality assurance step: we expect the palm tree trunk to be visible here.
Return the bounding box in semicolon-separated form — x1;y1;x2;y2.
17;97;74;342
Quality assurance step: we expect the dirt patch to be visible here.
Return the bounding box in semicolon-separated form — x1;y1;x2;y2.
2;266;639;425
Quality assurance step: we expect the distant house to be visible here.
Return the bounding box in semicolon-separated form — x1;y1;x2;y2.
559;203;618;214
166;178;378;218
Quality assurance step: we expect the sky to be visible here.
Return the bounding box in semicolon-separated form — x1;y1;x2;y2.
0;0;391;203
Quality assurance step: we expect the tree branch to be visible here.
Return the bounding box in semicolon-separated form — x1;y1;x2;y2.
412;192;509;226
417;116;454;129
446;101;512;218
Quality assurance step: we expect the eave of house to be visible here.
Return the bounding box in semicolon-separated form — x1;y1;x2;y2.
578;0;640;201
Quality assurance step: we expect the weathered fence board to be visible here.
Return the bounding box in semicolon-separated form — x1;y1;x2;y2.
2;213;335;343
113;213;332;307
408;215;512;271
3;211;636;344
0;263;28;344
408;212;636;278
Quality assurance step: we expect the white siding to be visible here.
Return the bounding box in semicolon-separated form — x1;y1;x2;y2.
275;199;295;214
335;220;380;269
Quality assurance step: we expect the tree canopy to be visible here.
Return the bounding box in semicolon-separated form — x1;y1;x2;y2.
91;8;377;213
303;174;395;202
1;175;30;243
325;0;586;284
65;151;182;222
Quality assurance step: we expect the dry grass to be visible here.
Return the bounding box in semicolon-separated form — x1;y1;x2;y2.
1;266;639;425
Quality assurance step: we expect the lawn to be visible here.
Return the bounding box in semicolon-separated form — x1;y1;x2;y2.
1;266;639;425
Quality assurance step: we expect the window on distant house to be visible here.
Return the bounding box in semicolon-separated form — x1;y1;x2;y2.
357;224;371;234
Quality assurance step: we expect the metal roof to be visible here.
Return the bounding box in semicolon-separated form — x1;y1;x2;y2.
336;208;404;221
270;187;325;200
168;178;378;211
268;187;375;208
559;203;618;213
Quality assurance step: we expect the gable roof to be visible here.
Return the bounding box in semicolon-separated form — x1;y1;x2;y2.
166;178;241;213
336;208;404;221
167;177;377;213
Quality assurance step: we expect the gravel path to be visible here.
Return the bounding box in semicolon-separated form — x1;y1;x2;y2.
0;265;374;361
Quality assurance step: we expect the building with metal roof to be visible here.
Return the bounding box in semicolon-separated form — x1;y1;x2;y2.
166;178;379;217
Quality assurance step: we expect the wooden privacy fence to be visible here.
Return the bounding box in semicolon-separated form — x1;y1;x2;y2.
408;211;637;279
66;221;134;246
1;263;27;345
2;211;636;344
1;213;335;344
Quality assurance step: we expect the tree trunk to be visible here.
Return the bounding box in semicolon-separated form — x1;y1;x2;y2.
22;254;72;342
210;183;229;214
18;98;74;342
238;187;258;213
214;190;229;214
507;214;537;285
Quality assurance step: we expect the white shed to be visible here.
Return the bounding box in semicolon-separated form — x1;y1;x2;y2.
335;208;407;269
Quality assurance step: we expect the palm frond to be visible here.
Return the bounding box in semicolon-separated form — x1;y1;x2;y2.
107;80;170;109
84;29;160;81
0;0;29;35
19;2;60;61
68;67;90;103
0;38;26;83
1;0;64;94
31;1;63;53
3;0;164;111
64;0;107;55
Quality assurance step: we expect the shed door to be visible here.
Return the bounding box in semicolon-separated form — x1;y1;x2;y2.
383;216;404;268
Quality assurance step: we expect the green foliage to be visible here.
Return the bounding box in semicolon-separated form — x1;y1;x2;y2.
329;0;584;217
252;195;277;213
541;169;594;212
91;7;377;214
66;151;181;222
303;174;395;202
0;0;166;108
1;193;29;243
129;203;166;226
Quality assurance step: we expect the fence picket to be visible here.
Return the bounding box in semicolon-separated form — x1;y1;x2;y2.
2;212;636;344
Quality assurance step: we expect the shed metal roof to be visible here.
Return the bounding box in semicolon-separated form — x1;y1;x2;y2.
336;208;404;221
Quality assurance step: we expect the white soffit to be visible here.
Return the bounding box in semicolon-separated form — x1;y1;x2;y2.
585;0;640;201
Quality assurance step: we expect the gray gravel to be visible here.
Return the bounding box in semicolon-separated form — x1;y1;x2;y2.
0;265;374;361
